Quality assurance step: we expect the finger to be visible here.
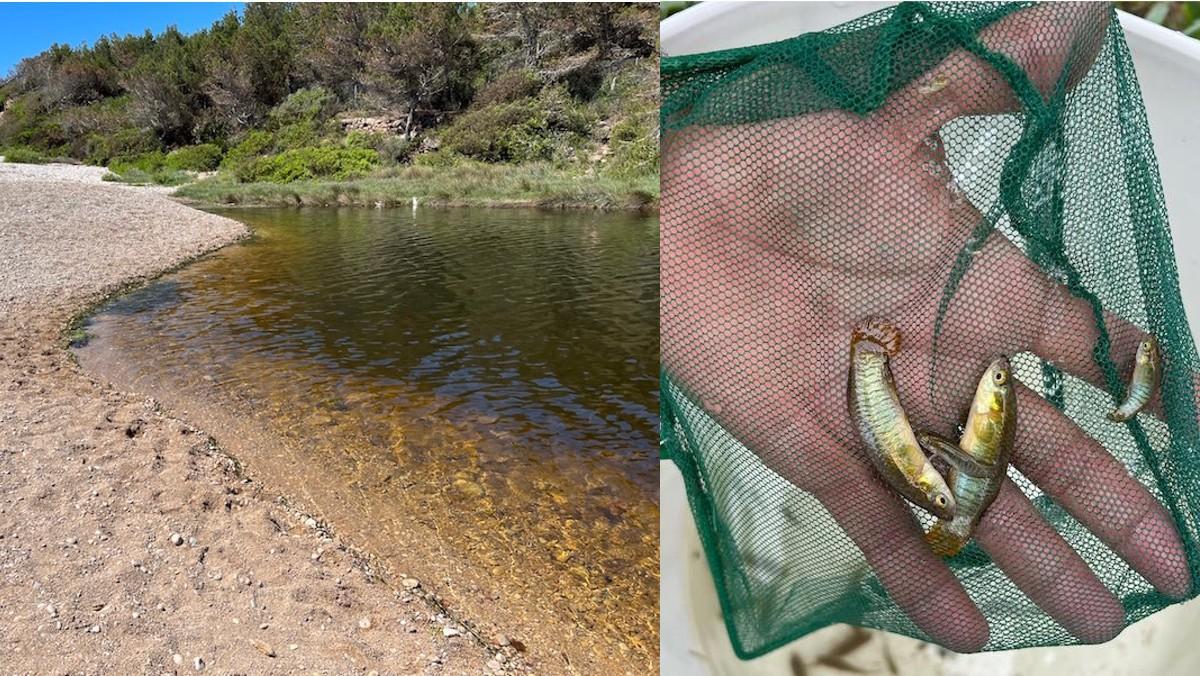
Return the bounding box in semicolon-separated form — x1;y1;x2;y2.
820;469;989;652
1010;382;1191;598
974;480;1126;643
884;2;1111;141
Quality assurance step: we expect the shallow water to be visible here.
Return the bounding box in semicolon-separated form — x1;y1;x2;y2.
76;206;659;666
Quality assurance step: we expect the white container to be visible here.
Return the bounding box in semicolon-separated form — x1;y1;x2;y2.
661;4;1200;675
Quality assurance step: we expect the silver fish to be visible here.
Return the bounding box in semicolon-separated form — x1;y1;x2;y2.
1109;335;1161;422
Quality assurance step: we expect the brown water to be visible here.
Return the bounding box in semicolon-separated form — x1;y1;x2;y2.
76;207;659;670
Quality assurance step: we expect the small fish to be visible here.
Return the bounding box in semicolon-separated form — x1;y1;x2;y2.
1109;335;1161;422
918;356;1017;557
918;73;949;95
847;320;955;520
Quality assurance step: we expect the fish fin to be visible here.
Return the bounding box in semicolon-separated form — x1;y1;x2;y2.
851;318;901;356
917;432;991;478
926;522;967;557
1108;409;1130;423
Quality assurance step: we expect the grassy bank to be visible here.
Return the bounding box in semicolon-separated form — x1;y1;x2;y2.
174;162;658;211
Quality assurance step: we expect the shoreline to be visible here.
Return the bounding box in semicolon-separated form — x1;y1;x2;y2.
0;163;508;673
74;190;659;674
170;163;659;213
174;193;661;213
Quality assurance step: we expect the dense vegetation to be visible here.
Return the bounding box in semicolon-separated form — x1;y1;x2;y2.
1124;2;1200;38
0;3;659;208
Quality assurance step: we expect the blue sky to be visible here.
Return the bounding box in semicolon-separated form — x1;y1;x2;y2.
0;3;243;77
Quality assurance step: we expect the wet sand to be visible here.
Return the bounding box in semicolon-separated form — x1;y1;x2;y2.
0;164;502;673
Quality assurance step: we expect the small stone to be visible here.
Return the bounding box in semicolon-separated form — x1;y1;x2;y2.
251;639;276;657
288;644;298;651
367;671;379;676
402;578;420;590
66;537;78;545
496;634;510;647
188;537;197;546
358;616;372;630
442;625;460;638
194;656;205;671
173;654;183;666
304;517;317;529
487;660;502;672
45;604;57;618
89;625;100;633
169;533;184;546
452;478;483;498
259;623;268;630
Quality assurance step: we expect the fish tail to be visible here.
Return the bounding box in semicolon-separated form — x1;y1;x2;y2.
851;318;902;356
925;521;967;557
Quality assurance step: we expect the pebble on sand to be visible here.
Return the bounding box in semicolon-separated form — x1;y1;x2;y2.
358;616;372;630
169;533;184;546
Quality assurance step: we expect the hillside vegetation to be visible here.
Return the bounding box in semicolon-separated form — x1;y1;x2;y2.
0;3;658;208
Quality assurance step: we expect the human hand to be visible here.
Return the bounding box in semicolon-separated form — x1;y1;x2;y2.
661;1;1190;651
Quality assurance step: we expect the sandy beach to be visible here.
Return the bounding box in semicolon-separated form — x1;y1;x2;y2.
0;162;506;673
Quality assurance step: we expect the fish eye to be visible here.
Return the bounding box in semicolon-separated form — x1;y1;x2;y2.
993;370;1007;385
934;495;947;507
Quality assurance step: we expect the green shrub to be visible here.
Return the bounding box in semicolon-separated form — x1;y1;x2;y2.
2;146;50;164
165;143;223;171
268;87;338;128
81;127;158;166
412;149;460;168
272;121;321;151
233;146;379;183
109;151;167;175
606;114;658;178
473;69;542;108
440;86;594;164
102;167;192;186
347;131;413;165
221;130;275;170
538;85;594;136
439;100;553;163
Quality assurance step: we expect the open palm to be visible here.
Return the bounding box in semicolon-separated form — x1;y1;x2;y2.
662;2;1189;651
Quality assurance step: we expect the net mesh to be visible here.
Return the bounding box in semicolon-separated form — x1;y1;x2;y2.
660;1;1200;657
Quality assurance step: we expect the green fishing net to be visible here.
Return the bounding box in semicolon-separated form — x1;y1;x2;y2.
660;1;1200;657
